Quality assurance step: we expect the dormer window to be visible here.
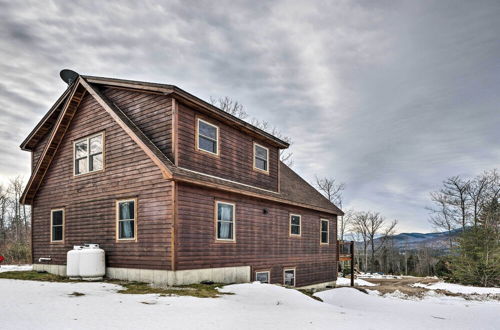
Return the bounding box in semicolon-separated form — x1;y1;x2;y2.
196;118;219;155
253;143;269;173
74;132;104;176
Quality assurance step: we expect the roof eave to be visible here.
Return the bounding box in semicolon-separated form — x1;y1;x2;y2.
82;76;290;149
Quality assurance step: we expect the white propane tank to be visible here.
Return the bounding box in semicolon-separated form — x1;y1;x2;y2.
67;246;84;279
79;244;105;280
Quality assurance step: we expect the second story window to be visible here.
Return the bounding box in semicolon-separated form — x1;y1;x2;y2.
320;219;329;244
289;214;301;236
253;143;269;173
74;133;104;176
197;118;219;155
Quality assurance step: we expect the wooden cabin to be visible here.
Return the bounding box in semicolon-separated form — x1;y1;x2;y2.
20;72;343;288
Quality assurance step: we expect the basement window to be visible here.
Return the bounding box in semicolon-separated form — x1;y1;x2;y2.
216;201;235;241
253;143;269;173
255;271;270;284
283;268;295;286
320;219;329;244
50;209;64;242
117;199;137;241
289;214;301;236
74;133;104;175
197;118;219;155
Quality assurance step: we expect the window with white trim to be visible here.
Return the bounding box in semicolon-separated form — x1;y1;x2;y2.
255;271;270;284
216;201;235;241
289;214;301;236
197;118;218;155
117;199;136;240
320;219;329;244
253;143;269;172
51;209;64;242
74;133;103;175
284;268;295;286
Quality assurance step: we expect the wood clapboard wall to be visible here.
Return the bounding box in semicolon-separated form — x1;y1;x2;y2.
176;183;337;286
32;92;173;270
176;103;280;192
102;87;173;160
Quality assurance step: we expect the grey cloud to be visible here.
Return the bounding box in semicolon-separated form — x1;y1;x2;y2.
0;0;498;232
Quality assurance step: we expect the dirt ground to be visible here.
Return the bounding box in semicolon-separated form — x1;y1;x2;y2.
357;277;440;297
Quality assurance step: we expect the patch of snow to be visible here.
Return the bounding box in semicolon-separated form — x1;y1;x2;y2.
358;272;402;279
316;287;499;329
336;277;378;287
413;282;500;295
0;264;33;272
0;278;498;329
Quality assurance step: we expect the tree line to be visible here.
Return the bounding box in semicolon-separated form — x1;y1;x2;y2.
0;177;31;263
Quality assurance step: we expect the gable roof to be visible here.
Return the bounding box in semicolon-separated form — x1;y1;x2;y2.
21;73;342;215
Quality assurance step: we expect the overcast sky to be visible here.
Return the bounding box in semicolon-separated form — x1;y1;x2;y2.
0;0;499;232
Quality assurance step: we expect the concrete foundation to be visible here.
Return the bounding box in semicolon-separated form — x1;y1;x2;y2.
33;263;251;286
298;280;337;290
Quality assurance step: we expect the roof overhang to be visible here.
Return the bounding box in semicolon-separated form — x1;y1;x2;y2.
82;76;290;149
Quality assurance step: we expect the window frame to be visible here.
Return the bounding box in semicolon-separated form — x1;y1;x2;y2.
50;208;65;243
196;117;220;156
255;270;271;284
116;198;138;242
253;142;269;174
215;200;236;243
283;268;296;287
73;132;105;177
289;214;301;237
320;218;329;245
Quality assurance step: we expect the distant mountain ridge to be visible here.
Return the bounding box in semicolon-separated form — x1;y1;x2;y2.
387;228;462;250
351;228;462;252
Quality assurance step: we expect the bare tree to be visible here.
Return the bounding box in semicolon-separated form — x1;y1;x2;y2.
428;192;457;250
314;176;348;239
352;211;370;272
209;96;248;120
210;96;294;166
364;212;398;272
467;171;493;226
435;176;471;231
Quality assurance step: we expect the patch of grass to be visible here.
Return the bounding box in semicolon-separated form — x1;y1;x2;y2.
0;271;73;282
298;289;323;302
115;281;233;298
68;292;85;297
0;271;232;298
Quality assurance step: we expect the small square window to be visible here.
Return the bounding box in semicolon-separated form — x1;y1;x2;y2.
74;133;104;175
255;271;270;283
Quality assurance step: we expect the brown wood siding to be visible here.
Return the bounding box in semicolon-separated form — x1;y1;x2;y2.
32;131;51;169
102;87;173;159
32;92;173;270
176;183;337;286
177;103;279;192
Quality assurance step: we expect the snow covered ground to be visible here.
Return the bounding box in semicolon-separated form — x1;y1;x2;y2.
335;277;378;287
0;264;32;272
412;282;500;295
0;277;498;330
357;272;402;279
